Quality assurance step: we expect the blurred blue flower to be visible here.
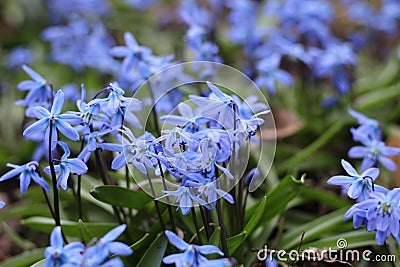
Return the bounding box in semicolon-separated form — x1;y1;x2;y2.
349;109;381;140
348;133;400;172
164;230;232;266
110;32;152;73
255;53;293;94
311;43;357;94
0;201;5;209
46;0;109;22
44;226;84;267
327;160;379;201
16;65;53;107
0;161;49;195
44;141;88;190
23;90;82;150
5;46;33;69
344;188;400;245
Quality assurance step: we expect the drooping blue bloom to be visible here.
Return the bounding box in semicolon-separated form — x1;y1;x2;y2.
44;141;88;190
16;65;53;107
44;226;85;267
78;126;111;162
157;186;211;215
99;128;155;173
163;230;233;266
344;188;400;245
87;83;142;129
327;160;380;201
197;180;234;206
94;224;133;259
349;109;381;141
0;161;50;195
5;46;33;69
110;32;153;73
23;90;83;150
348;132;400;172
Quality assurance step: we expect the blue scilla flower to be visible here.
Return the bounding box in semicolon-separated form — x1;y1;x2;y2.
348;132;400;172
349;109;381;141
327;159;380;201
100;128;155;173
344;188;400;245
255;52;293;94
94;224;133;259
164;230;233;266
16;65;53;107
157;186;211;215
5;46;33;69
23;90;82;150
109;32;152;74
44;226;85;267
78;126;111;162
197;180;234;206
44;141;88;190
310;43;357;94
0;161;50;195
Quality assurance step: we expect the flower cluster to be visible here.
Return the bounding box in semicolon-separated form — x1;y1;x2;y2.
44;224;132;266
328;110;400;245
163;230;234;267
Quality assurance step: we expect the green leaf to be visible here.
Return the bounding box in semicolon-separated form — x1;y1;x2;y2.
278;206;352;250
209;227;221;247
0;248;44;267
302;229;376;249
131;233;151;251
22;216;118;238
90;185;152;209
277;120;345;173
136;233;168;267
78;219;95;243
227;231;246;254
245;175;304;229
300;186;350;209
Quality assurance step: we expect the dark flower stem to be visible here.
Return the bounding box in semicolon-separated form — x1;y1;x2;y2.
148;83;176;231
200;206;211;241
41;188;55;220
216;199;229;256
77;137;85;220
145;170;165;230
48;122;67;243
191;208;202;244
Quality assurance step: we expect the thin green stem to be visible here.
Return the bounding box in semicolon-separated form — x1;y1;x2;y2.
200;206;211;241
145;170;166;230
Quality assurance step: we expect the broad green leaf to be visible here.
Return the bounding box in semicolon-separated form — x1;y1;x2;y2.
278;206;352;250
0;202;50;221
22;216;118;238
90;185;152;209
131;233;151;251
302;229;376;249
136;233;168;267
245;175;304;229
0;248;44;267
